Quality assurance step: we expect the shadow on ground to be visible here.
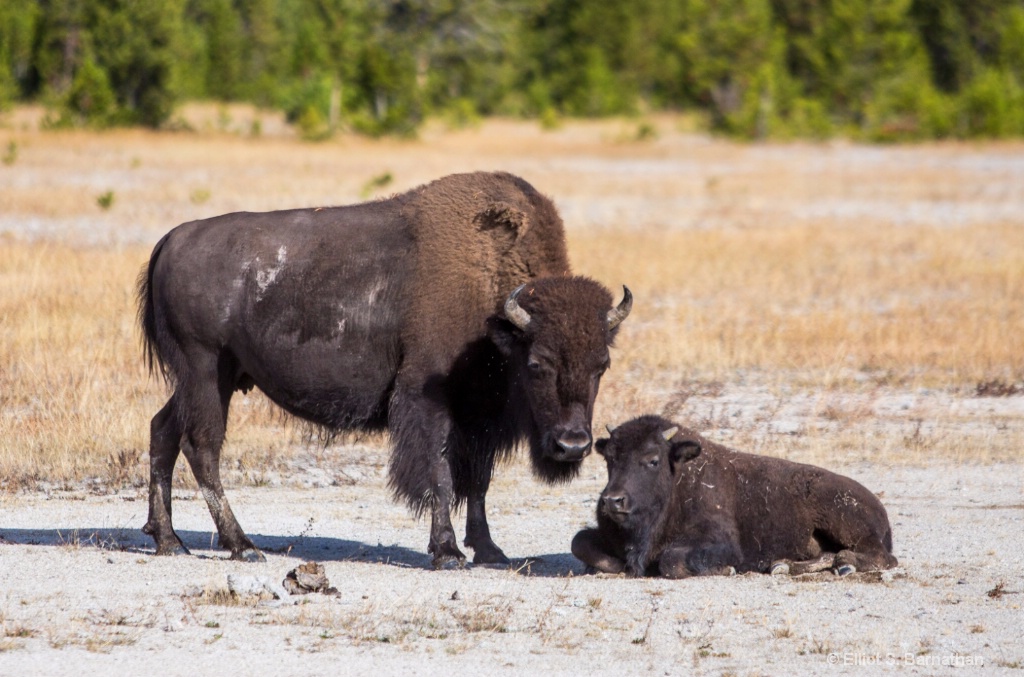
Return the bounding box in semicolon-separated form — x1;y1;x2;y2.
0;527;584;577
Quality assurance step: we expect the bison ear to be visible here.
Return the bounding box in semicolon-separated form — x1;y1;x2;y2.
669;440;701;475
476;202;529;243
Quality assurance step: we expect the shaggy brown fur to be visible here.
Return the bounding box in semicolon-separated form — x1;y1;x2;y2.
138;171;631;567
572;415;897;578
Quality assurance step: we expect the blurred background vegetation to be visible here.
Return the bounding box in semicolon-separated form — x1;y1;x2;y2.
1;0;1023;140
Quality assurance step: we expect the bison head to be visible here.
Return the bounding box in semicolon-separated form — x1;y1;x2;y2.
595;415;702;530
489;276;631;483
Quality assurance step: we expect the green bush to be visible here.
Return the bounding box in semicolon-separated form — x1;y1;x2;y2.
280;73;333;129
62;57;116;127
442;97;481;130
0;59;14;110
786;97;833;140
957;68;1024;138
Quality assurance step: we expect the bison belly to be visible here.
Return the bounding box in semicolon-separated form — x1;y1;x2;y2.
154;206;412;431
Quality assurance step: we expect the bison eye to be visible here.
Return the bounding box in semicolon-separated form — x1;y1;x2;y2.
527;357;547;377
646;457;659;469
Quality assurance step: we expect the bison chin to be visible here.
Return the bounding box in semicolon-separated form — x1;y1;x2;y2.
528;430;585;484
601;494;668;535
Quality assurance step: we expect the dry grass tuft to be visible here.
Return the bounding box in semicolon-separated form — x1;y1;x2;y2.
3;623;36;639
185;586;264;608
772;624;794;639
448;596;514;634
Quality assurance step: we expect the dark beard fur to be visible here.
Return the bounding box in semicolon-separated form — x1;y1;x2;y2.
528;430;584;484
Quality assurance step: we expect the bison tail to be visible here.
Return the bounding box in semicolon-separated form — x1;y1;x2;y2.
136;232;172;382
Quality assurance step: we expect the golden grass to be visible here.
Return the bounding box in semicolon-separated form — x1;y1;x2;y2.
0;239;295;487
0;240;150;484
572;222;1024;385
1;112;1022;486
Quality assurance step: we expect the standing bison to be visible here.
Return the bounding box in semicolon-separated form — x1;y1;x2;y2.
573;415;897;578
138;171;631;567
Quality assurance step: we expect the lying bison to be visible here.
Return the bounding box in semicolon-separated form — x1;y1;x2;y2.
138;171;631;567
572;415;897;578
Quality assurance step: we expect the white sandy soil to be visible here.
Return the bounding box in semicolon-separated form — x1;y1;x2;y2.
1;450;1021;676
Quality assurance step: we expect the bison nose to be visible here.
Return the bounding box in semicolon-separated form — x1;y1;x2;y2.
602;493;629;514
555;430;592;461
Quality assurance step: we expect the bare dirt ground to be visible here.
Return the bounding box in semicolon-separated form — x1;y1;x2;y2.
1;106;1023;674
0;458;1021;675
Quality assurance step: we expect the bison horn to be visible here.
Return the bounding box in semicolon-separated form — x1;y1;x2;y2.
504;283;532;330
605;423;616;435
607;285;633;330
661;426;679;441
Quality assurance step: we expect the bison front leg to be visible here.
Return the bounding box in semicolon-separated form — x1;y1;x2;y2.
659;542;739;579
388;385;466;568
463;449;510;565
427;441;465;568
571;529;625;574
465;492;509;565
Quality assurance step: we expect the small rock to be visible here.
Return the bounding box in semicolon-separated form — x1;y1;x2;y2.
227;574;266;596
227;573;287;599
282;561;338;596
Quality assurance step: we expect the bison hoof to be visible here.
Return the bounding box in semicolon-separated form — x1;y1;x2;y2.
836;564;856;577
232;548;267;563
155;543;191;557
471;547;510;567
431;545;467;570
770;562;790;576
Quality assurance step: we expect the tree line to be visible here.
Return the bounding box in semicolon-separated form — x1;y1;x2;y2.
2;0;1023;140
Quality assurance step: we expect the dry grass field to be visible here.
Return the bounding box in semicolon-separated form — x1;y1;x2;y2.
1;104;1022;488
1;104;1023;674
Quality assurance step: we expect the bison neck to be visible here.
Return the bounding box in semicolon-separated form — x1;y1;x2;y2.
443;337;524;462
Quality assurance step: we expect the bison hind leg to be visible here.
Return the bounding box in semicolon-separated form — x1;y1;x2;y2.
833;548;898;576
174;351;264;562
770;553;836;576
144;395;190;556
